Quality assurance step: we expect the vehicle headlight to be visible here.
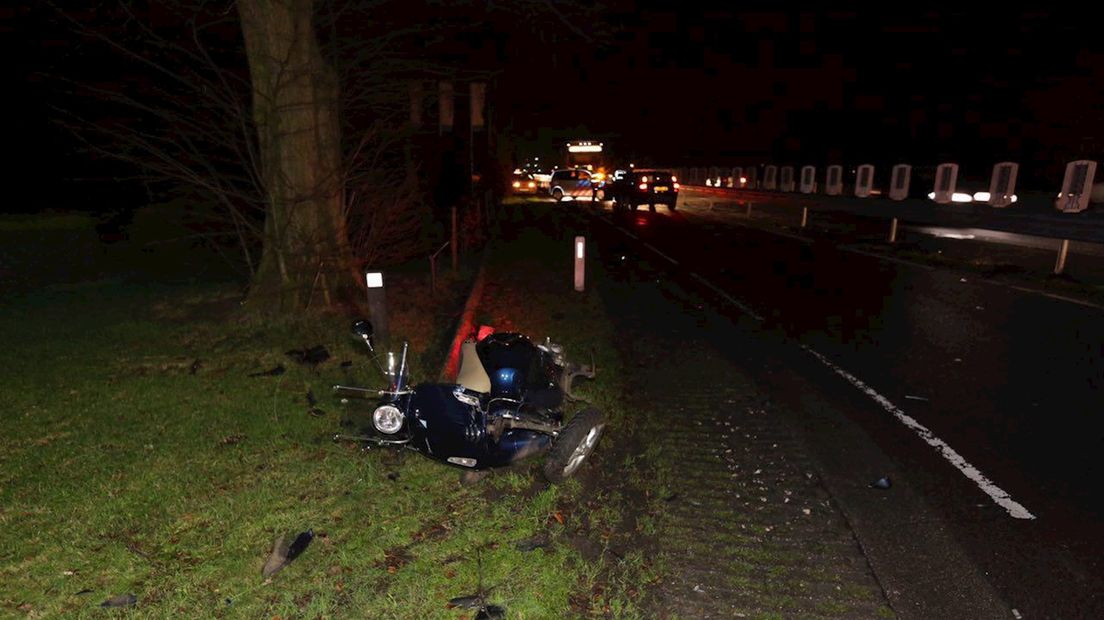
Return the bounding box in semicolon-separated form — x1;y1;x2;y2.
372;404;404;434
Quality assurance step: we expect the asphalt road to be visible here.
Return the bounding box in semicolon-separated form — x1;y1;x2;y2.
576;192;1104;618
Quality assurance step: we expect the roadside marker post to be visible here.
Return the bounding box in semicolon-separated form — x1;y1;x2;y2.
365;271;390;350
1054;239;1071;275
574;236;586;292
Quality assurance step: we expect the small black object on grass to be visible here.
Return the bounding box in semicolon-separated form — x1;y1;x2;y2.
476;605;507;619
447;595;484;609
286;529;314;562
100;594;137;608
261;529;314;579
249;364;285;378
514;533;550;552
189;359;202;375
286;345;330;367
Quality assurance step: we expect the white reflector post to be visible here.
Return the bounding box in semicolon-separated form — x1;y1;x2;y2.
780;166;795;192
889;164;912;201
1056;160;1096;213
988;162;1019;208
745;166;758;189
933;163;959;204
574;236;585;292
799;165;816;194
855;164;874;198
763;165;778;190
825;165;842;196
364;271;389;348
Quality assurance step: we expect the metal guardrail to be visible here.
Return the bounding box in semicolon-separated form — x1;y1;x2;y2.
678;182;1104;274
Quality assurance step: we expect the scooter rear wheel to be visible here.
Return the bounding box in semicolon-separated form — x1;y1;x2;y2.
544;408;606;483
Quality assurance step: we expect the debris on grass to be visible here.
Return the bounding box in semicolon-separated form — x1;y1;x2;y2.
514;533;550;552
475;604;507;619
379;546;413;573
262;535;287;578
286;345;330;367
189;359;202;375
262;529;314;579
100;593;137;608
219;434;246;446
249;364;285;378
447;594;485;609
286;530;314;561
869;476;892;490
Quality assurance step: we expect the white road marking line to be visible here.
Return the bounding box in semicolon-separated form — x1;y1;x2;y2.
688;272;765;322
802;346;1036;520
596;213;765;321
839;246;937;271
597;205;1038;520
643;242;679;265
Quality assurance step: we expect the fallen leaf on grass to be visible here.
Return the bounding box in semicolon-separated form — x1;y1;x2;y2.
379;547;413;573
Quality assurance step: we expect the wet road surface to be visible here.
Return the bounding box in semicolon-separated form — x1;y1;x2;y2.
583;197;1104;618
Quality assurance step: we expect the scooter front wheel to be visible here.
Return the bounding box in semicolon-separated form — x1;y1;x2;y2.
544;408;606;483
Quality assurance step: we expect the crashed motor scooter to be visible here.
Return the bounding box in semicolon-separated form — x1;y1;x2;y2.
334;320;604;483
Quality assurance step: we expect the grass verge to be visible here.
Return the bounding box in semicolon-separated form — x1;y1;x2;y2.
1;204;656;618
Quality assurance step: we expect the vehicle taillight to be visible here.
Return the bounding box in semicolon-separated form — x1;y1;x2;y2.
527;181;536;188
671;176;678;183
639;183;648;190
641;176;649;183
512;181;520;188
673;182;680;190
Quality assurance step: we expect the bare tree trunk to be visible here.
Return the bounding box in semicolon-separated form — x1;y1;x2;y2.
238;0;355;313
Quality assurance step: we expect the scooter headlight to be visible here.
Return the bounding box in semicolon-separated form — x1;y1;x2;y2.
372;404;404;434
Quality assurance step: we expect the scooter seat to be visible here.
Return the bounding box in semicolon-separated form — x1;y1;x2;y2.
456;340;491;393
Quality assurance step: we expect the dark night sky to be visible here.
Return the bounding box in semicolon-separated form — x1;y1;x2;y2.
506;7;1104;180
7;4;1104;210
